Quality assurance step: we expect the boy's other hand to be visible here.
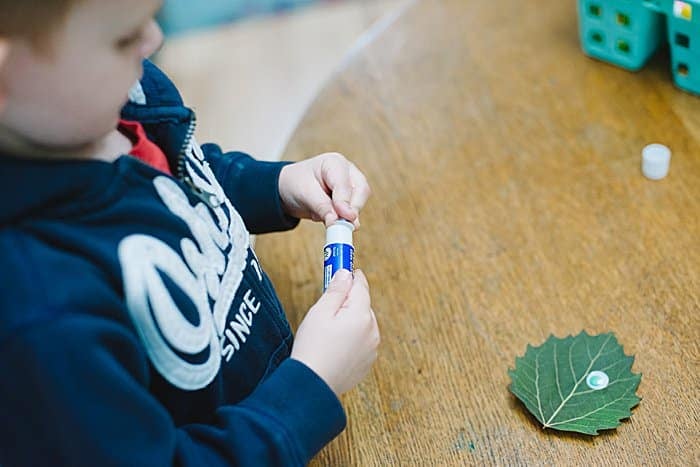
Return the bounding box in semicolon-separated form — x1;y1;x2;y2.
290;269;380;397
278;153;371;229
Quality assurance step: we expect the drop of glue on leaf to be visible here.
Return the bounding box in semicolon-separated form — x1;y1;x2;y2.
586;371;610;390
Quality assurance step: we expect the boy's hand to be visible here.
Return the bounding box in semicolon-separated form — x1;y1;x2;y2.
291;269;380;397
278;153;371;228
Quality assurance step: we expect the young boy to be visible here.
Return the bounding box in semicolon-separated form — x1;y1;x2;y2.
0;1;379;465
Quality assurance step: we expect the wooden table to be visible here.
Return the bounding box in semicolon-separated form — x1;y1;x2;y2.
256;0;700;464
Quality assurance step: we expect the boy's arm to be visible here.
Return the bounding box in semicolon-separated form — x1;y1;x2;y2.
121;61;298;235
202;143;300;234
0;313;345;467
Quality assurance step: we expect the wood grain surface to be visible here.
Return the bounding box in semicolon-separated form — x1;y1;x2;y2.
255;0;700;464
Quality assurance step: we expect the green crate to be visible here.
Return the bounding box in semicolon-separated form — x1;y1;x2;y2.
579;0;700;95
666;1;700;94
157;0;316;36
578;0;665;71
670;44;700;93
641;0;674;14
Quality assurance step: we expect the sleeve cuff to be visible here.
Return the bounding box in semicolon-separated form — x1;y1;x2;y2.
238;358;347;462
226;156;300;234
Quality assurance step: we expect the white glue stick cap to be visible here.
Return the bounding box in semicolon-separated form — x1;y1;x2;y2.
325;219;354;246
642;144;671;180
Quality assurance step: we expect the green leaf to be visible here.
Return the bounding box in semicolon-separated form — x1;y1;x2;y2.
508;332;641;435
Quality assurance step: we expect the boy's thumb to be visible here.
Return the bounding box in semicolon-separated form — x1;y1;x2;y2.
307;188;337;226
318;269;353;312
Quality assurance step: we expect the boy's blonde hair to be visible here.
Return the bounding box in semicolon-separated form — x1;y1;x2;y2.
0;0;83;44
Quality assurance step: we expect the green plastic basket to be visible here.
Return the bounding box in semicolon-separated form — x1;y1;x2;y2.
157;0;316;36
578;0;700;95
578;0;665;71
665;1;700;93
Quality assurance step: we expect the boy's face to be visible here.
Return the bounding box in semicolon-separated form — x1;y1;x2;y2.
0;0;164;151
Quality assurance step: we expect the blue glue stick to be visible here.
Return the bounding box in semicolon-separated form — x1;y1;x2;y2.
323;219;355;291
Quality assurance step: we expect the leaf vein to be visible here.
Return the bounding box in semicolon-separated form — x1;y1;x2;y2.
568;340;576;383
572;376;639;396
535;350;545;423
597;358;628;373
544;334;613;427
553;342;564;402
548;386;635;427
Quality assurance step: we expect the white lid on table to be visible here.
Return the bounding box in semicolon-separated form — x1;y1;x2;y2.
642;143;671;180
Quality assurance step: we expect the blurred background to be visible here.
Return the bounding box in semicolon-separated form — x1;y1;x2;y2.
154;0;407;161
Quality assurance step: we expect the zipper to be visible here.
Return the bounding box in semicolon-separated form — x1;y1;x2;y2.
176;112;222;209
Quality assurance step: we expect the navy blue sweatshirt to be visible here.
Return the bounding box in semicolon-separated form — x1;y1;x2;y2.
0;61;346;466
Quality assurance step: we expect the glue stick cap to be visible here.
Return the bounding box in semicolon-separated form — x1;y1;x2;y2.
325;219;354;246
642;144;671;180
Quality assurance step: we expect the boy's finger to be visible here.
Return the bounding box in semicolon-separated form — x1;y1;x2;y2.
321;156;357;222
354;270;371;302
331;187;356;222
314;269;352;312
323;210;339;227
342;269;371;313
348;164;371;214
311;194;337;226
303;184;337;225
332;197;357;224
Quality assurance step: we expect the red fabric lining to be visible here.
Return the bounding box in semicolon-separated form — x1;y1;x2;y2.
119;120;172;175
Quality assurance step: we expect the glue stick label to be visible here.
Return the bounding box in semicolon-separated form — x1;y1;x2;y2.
323;243;354;291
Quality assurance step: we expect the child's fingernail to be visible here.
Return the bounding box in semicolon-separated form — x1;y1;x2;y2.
333;269;352;282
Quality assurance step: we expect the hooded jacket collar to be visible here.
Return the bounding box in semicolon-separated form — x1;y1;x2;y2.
0;60;194;226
